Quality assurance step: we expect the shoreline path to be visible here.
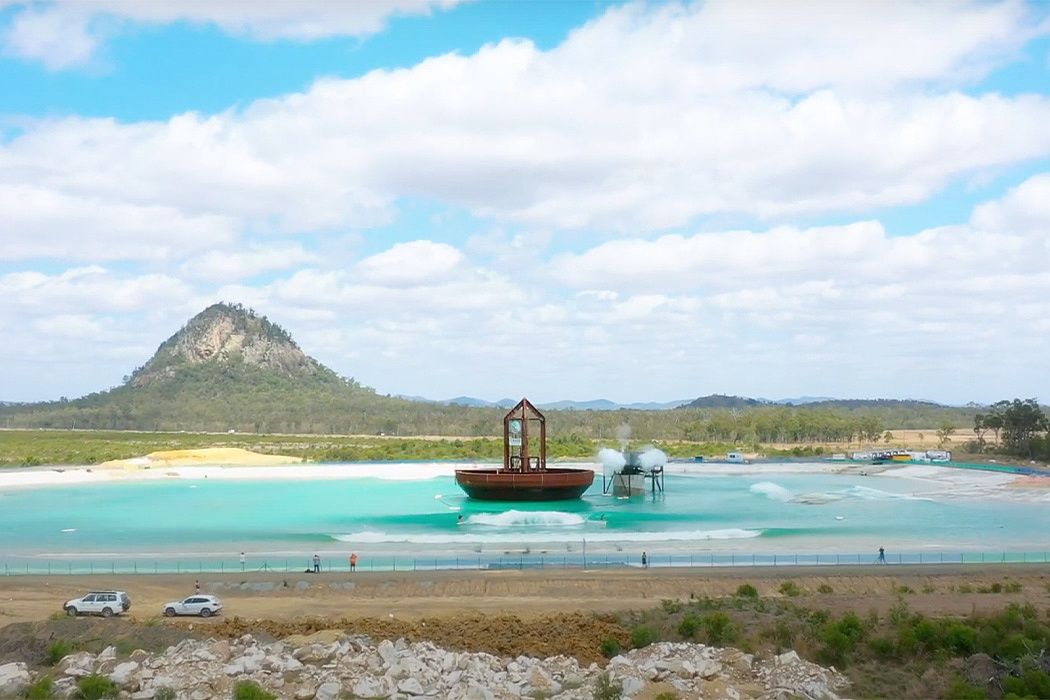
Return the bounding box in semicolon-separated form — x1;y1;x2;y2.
2;564;1049;627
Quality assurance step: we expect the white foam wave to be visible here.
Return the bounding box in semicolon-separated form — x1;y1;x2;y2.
791;492;846;505
750;482;792;501
465;510;586;528
849;485;934;502
330;528;762;545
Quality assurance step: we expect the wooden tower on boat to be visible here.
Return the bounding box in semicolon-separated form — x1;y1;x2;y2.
454;398;594;501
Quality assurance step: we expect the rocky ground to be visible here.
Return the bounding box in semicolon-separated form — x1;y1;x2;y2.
0;628;849;700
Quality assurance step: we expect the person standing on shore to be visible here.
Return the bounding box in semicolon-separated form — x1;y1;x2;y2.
195;579;200;594
875;547;886;564
641;551;648;569
350;552;358;572
239;552;246;571
313;553;321;573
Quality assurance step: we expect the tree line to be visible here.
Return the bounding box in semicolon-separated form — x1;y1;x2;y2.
972;398;1050;459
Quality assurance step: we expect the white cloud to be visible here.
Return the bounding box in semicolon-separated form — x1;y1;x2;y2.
181;243;319;282
0;0;467;68
3;2;1050;242
970;173;1050;232
0;266;193;314
562;0;1043;96
355;241;464;287
31;313;103;339
0;184;237;261
2;1;1050;404
184;174;1049;405
0;3;100;70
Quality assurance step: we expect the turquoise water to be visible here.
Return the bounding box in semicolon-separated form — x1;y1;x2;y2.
0;465;1045;570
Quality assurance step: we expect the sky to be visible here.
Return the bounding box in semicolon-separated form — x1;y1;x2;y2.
1;0;1049;407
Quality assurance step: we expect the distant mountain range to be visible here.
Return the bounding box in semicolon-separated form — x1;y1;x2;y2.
398;396;694;410
399;393;956;411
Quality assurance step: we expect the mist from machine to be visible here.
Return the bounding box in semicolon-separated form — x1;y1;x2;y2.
597;423;667;496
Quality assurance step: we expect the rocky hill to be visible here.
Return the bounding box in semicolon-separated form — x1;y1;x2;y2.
128;303;324;388
0;303;451;435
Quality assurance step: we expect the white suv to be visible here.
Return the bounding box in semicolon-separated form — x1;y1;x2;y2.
162;594;223;618
64;590;131;617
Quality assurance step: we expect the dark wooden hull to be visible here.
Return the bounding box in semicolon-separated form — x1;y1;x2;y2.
455;468;595;501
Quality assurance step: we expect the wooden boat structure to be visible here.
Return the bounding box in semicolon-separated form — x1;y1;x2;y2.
454;398;594;501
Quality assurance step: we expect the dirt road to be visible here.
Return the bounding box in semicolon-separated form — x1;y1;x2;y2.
2;564;1048;626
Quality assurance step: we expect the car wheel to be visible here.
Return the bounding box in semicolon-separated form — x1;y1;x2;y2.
65;606;78;616
200;608;212;618
101;607;114;618
164;607;176;617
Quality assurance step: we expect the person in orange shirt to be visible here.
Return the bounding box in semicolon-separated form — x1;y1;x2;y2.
349;552;358;572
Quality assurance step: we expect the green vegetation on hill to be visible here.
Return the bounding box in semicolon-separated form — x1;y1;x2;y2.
0;304;1044;462
0;429;824;468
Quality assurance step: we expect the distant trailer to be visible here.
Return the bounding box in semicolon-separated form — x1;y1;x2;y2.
727;452;747;463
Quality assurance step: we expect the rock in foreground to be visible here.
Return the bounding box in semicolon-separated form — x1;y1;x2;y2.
18;633;849;699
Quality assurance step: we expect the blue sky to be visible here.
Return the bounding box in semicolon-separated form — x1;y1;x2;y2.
1;0;1049;406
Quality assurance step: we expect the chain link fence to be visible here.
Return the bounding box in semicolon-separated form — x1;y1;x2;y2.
3;550;1048;575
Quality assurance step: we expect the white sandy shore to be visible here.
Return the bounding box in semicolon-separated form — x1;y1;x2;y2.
0;451;1042;503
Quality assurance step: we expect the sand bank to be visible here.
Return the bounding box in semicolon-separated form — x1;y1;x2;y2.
0;454;1034;497
101;447;302;468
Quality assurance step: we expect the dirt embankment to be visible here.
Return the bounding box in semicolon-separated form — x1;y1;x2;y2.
2;565;1049;670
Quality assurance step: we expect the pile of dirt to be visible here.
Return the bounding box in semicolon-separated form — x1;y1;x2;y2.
0;618;210;668
1;612;631;669
200;612;630;665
